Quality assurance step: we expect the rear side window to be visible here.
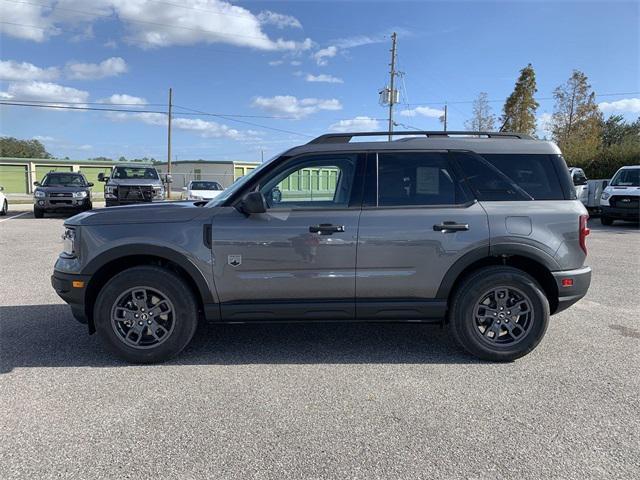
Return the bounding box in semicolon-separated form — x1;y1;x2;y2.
454;152;530;201
372;152;468;206
482;154;565;200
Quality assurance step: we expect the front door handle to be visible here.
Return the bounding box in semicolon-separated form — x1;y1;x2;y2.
433;221;469;232
309;224;346;235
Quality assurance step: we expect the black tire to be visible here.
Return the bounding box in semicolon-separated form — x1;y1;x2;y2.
448;266;550;362
600;215;613;226
94;266;199;364
0;200;7;216
33;207;44;218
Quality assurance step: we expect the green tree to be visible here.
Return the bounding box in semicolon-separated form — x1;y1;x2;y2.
601;114;640;147
501;63;539;135
551;70;602;163
465;92;496;131
0;137;52;158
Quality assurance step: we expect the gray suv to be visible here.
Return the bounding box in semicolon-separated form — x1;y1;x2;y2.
52;131;592;363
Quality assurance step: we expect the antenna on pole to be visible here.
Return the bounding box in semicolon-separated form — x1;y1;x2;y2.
387;32;397;141
167;87;173;199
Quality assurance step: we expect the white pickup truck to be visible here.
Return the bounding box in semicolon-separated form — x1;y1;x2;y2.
568;167;608;215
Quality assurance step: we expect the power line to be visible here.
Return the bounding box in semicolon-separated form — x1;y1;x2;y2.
0;101;169;114
2;99;169;107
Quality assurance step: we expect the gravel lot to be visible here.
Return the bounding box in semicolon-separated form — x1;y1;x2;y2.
1;206;639;480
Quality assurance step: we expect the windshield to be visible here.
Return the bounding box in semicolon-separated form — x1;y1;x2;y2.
113;166;159;180
190;181;222;190
610;168;640;187
42;173;86;187
207;154;282;207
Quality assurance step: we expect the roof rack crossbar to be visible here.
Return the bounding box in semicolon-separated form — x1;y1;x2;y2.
307;131;534;144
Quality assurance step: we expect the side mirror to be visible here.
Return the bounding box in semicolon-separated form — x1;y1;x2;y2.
0;185;4;191
162;174;173;184
238;191;267;215
87;182;94;187
97;173;104;181
33;181;40;186
603;180;609;188
182;186;187;191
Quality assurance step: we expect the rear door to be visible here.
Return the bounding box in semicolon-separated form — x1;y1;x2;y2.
355;151;489;319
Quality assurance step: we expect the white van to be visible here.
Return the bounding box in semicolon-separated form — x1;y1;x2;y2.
600;165;640;225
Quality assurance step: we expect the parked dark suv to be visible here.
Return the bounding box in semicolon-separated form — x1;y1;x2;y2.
52;131;591;363
34;172;93;218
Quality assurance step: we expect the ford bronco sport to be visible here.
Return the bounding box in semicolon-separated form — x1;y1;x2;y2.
52;131;592;363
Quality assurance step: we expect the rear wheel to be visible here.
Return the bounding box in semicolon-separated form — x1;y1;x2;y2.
600;215;613;226
33;207;44;218
0;200;7;216
448;266;550;361
94;266;199;363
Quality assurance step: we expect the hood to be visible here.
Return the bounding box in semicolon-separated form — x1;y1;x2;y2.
37;185;90;194
604;185;640;196
66;201;208;226
107;178;163;186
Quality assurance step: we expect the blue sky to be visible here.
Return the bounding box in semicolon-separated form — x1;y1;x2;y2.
0;0;638;161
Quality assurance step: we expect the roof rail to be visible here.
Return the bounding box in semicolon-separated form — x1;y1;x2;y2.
307;131;534;144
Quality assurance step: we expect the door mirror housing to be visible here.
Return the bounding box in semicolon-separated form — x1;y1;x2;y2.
162;174;173;184
182;186;188;191
33;181;40;186
238;191;267;215
97;173;108;182
87;182;94;187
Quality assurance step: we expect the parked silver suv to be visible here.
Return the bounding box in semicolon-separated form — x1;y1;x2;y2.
52;131;592;363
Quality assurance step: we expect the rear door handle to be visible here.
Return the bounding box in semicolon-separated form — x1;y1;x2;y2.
309;224;346;235
433;221;469;232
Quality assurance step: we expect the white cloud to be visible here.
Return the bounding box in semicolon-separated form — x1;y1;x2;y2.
305;73;343;84
104;39;118;49
329;116;381;132
99;93;148;106
313;46;337;66
108;111;250;140
0;1;56;42
252;95;342;118
537;112;553;138
33;135;55;142
333;34;386;49
0;60;60;81
257;10;302;29
1;81;89;105
66;57;128;80
1;1;313;51
268;60;284;66
399;106;445;118
290;60;302;66
78;144;93;150
599;98;640;114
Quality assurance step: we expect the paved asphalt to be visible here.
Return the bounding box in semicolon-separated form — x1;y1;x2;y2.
1;206;639;479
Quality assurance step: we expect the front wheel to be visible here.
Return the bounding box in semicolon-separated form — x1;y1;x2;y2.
600;215;613;226
0;200;7;216
448;266;550;361
33;207;44;218
94;266;199;363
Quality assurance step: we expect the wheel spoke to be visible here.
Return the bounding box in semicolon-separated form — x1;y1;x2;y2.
149;300;172;317
131;289;148;308
495;288;509;308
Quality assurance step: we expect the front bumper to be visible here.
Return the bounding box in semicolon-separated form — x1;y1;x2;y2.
601;206;639;221
552;266;592;314
51;271;91;325
36;197;90;210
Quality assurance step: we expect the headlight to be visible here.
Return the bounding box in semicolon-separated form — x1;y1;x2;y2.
61;228;76;257
601;192;611;200
153;186;164;197
35;190;45;198
105;186;115;194
73;191;87;198
189;195;202;201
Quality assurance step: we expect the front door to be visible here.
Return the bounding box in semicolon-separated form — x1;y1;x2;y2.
355;151;490;320
211;153;363;321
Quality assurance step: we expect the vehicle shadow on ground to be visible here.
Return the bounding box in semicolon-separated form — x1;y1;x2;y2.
0;304;478;373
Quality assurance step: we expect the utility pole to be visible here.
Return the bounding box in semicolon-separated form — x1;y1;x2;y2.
167;87;173;199
387;32;397;141
443;103;448;132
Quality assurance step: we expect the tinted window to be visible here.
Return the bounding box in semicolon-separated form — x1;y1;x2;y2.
454;152;530;201
113;167;159;180
42;174;86;187
482;154;565;200
375;152;467;206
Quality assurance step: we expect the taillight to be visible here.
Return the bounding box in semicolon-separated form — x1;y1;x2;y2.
579;214;590;255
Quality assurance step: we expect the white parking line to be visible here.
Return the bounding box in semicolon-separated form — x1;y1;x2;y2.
0;211;30;223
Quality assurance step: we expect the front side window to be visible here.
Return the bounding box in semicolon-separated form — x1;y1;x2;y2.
259;154;357;209
372;152;468;207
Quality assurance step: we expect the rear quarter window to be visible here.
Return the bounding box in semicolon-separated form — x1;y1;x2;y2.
481;154;566;200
